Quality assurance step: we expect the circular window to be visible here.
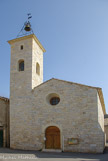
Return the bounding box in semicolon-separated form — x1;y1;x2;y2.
46;93;60;106
50;97;60;105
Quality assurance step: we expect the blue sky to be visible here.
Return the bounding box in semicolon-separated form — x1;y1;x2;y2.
0;0;108;113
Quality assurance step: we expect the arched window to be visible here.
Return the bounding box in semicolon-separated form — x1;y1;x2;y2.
36;62;40;75
18;60;24;71
20;45;23;50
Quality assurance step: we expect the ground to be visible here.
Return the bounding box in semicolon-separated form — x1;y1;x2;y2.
0;145;108;161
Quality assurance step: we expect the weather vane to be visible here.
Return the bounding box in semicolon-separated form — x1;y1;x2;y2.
27;13;32;19
17;13;34;38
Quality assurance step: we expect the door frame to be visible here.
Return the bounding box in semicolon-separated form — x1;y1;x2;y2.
42;124;62;150
0;126;6;148
45;126;61;149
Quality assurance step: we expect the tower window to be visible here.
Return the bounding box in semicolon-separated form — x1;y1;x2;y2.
36;63;40;75
18;60;24;71
20;45;23;50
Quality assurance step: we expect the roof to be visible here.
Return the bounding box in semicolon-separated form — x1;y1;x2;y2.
8;34;46;52
33;78;106;114
0;96;9;102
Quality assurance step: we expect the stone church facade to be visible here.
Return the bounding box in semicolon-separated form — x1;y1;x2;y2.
0;33;107;153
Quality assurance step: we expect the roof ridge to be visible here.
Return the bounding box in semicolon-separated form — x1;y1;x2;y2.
52;78;101;90
33;77;101;90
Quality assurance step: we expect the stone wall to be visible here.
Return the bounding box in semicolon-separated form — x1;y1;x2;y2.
32;38;43;89
97;94;105;152
0;97;9;147
105;125;108;142
9;78;105;153
104;115;108;142
9;35;44;149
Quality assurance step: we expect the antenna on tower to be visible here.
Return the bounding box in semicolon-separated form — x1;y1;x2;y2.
17;13;34;38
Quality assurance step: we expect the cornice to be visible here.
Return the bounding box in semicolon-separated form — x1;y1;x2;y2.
8;34;46;52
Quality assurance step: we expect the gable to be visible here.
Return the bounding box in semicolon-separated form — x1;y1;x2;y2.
33;78;106;114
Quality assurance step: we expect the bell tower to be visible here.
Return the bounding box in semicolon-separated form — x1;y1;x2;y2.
8;20;46;149
8;21;46;92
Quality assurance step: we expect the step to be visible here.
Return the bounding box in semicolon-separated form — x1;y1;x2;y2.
42;149;62;153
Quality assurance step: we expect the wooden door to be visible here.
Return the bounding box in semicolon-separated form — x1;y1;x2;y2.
0;130;3;147
45;126;60;149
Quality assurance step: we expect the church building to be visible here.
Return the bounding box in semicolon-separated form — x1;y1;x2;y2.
0;21;107;153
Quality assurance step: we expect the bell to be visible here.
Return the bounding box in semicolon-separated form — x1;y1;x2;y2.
24;23;31;31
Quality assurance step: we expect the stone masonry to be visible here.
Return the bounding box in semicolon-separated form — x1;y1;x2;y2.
8;34;106;153
104;115;108;142
0;97;9;147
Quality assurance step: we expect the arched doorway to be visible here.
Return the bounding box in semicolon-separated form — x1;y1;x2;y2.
45;126;61;149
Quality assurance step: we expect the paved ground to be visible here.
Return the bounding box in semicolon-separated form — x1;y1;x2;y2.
0;146;108;161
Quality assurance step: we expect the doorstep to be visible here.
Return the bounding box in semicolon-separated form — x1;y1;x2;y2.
42;149;62;152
